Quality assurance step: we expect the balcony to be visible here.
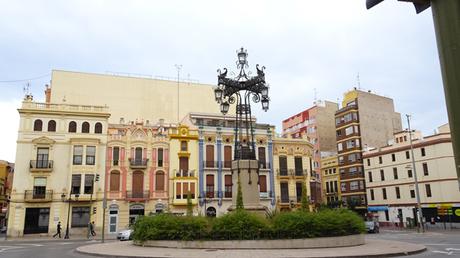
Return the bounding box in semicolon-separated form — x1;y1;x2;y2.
204;191;218;199
276;168;289;177
29;160;53;172
24;190;53;202
294;169;308;177
204;161;218;168
126;190;149;200
258;161;271;170
175;170;195;178
129;158;148;169
259;190;273;199
223;160;232;169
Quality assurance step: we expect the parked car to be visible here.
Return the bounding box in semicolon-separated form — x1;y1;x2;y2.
0;226;6;233
117;229;133;241
365;220;379;233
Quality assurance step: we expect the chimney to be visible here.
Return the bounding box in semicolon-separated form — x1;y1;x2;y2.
45;84;51;103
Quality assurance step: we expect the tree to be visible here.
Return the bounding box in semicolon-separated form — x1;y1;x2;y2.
236;175;244;211
300;180;310;212
186;191;193;216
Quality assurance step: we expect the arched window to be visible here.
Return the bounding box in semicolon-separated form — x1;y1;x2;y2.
95;122;103;134
155;171;165;191
82;122;90;133
33;119;43;131
110;171;120;191
48;120;56;132
68;121;77;133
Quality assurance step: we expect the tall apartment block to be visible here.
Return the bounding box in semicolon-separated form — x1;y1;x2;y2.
335;89;401;214
282;100;338;205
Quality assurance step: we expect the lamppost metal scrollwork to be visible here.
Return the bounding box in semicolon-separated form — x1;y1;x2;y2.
215;48;270;160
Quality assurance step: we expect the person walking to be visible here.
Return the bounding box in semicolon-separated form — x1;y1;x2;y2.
90;221;96;237
53;222;61;238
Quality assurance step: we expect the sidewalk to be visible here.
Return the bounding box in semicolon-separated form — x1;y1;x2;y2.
76;238;426;258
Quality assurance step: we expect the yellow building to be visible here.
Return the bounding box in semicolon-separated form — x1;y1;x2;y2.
7;96;110;238
0;160;13;228
273;135;314;211
320;154;341;207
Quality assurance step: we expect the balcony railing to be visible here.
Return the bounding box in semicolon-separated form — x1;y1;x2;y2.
126;190;149;199
175;170;195;178
223;160;232;169
204;161;218;168
276;168;289;177
21;101;109;113
24;190;53;202
258;161;271;169
29;160;53;171
224;190;232;198
129;158;148;168
204;191;218;198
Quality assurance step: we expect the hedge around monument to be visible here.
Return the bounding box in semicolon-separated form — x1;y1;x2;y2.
131;208;365;242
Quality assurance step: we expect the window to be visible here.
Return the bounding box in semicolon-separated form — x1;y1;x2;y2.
33;177;47;198
279;156;287;175
259;175;267;193
206;174;214;198
382;188;387;200
425;184;432;197
336;130;342;137
345;126;354;135
350;181;359;190
326;181;330;193
421;148;426;157
71;207;90;227
294;157;303;175
380;169;385;181
337;143;343;151
384;210;390;221
406;151;410;159
134;147;143;161
379;156;382;164
296;182;302;202
95;122;103;134
113;147;119;166
48;120;56;132
393;167;398;180
82;122;90;133
224;175;232;198
367;159;370;166
68;121;77;133
368;171;373;182
395;187;400;199
341;182;346;192
181;141;187;151
391;153;396;162
110;171;120;191
158;148;163;167
84;174;94;194
179;157;189;173
155;171;165;191
333;181;338;193
359;180;364;189
370;189;374;201
73;146;83;165
36;147;49;168
410;189;415;198
86;146;96;165
33;119;43;131
408;169;413;178
423;163;429;176
71;174;81;194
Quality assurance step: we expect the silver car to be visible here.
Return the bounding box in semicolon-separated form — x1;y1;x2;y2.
117;229;133;241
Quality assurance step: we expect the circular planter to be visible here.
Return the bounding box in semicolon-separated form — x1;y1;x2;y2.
134;234;364;249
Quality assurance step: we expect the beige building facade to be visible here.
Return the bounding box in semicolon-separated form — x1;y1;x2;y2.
273;135;314;211
8;97;109;237
320;154;340;207
364;125;460;227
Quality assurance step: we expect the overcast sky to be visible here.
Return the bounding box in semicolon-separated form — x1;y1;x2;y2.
0;0;447;162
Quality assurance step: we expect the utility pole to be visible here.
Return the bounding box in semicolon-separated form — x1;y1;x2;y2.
101;172;107;243
406;114;424;233
175;64;182;123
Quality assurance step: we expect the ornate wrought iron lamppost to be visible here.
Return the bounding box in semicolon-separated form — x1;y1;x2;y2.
215;48;269;160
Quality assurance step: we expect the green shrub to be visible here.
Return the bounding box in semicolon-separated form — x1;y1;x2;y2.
271;211;316;238
210;210;270;240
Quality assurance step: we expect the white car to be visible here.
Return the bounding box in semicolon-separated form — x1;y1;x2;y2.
117;229;133;241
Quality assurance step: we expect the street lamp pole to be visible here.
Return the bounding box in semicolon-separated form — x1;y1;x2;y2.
63;193;79;239
406;114;424;233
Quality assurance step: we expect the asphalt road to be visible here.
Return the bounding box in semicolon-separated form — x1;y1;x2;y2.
0;230;459;257
367;229;460;257
0;239;103;258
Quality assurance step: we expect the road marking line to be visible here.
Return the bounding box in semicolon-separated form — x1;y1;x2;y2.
432;250;454;255
16;243;44;247
58;242;75;245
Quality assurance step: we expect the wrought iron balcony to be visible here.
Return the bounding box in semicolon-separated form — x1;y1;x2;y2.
204;161;218;168
223;160;232;169
126;190;150;200
276;168;289;177
258;161;271;170
175;169;195;178
29;160;53;172
129;158;148;168
24;190;53;202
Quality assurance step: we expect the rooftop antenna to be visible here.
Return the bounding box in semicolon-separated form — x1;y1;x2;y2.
356;73;361;89
23;82;30;95
313;88;318;104
174;64;182;123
